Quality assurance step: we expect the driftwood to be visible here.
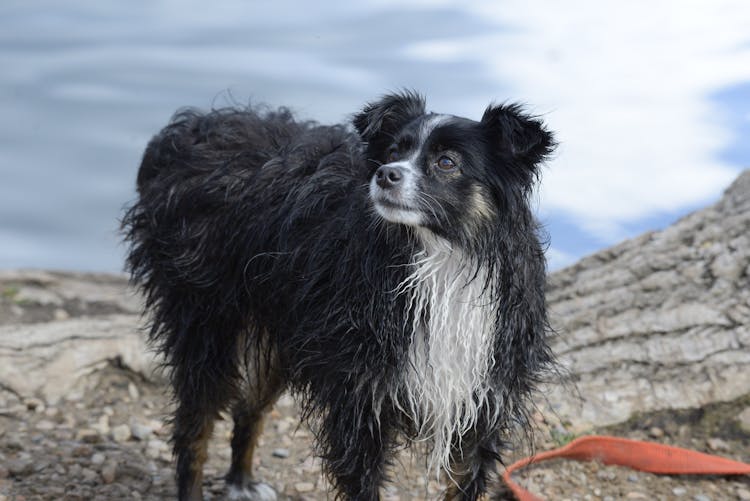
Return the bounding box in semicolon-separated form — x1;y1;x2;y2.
0;171;748;426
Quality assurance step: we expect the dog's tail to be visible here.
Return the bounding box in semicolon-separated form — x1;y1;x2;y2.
122;106;319;421
135;106;305;192
122;107;298;423
135;112;198;191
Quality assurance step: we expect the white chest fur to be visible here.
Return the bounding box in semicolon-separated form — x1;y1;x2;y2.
394;234;498;473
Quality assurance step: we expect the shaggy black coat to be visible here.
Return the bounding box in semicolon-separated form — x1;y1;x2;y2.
122;91;555;500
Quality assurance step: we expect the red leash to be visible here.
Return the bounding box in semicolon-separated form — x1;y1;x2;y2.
503;435;750;501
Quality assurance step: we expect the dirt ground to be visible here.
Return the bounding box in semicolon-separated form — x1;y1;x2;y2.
0;274;749;500
0;364;748;501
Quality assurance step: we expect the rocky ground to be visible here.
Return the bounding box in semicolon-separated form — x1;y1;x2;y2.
0;362;748;501
0;294;749;501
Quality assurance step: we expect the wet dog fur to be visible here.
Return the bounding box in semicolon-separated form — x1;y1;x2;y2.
122;91;555;500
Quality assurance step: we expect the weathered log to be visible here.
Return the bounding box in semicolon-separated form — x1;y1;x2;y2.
0;270;158;405
544;170;750;427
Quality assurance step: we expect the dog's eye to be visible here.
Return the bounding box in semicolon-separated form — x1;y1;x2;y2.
436;156;456;171
386;150;399;163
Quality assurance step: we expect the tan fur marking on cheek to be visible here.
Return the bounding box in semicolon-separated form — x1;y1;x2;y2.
471;186;495;220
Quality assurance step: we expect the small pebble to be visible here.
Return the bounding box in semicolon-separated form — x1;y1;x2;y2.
24;398;44;412
81;467;98;482
147;438;168;451
145;438;170;461
111;424;131;443
71;444;93;457
276;419;292;434
276;394;295;408
128;382;140;400
737;487;750;501
693;495;711;501
44;407;60;418
147;419;165;436
101;461;118;483
91;453;105;465
47;486;65;496
8;458;34;476
626;493;648;499
36;420;55;431
597;469;616;481
130;421;153;441
272;448;290;458
5;435;24;451
648;426;664;438
53;308;70;320
737;407;750;434
92;414;110;435
673;487;687;496
76;428;101;444
295;482;315;493
706;437;730;451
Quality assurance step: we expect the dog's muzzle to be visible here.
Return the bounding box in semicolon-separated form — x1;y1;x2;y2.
369;162;423;226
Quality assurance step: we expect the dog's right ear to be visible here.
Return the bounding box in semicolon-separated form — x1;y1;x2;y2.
353;91;426;147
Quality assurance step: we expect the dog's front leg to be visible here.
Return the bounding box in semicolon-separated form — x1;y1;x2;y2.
443;419;504;501
318;393;394;501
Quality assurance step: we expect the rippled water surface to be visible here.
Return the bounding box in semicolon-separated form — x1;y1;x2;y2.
1;1;748;271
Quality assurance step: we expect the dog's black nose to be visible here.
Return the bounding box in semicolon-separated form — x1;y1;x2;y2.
375;165;404;189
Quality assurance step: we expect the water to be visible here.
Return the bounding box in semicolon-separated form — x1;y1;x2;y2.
1;1;748;272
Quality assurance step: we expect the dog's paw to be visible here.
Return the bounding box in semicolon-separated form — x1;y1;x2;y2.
226;481;277;501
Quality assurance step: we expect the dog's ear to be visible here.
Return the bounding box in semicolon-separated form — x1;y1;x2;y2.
480;104;555;168
353;91;426;146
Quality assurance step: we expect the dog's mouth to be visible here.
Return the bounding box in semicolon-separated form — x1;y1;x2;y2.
373;197;417;212
368;169;424;226
371;196;423;226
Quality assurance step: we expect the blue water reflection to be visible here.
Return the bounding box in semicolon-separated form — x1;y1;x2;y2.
1;1;748;272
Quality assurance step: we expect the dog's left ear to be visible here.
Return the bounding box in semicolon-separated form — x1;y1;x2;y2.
480;104;555;168
353;91;426;147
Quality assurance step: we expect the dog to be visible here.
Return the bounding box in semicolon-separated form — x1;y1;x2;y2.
122;91;555;500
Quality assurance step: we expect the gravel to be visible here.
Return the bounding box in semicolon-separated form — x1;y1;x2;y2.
0;366;748;500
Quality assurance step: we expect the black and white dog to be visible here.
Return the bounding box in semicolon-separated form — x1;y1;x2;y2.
123;91;555;500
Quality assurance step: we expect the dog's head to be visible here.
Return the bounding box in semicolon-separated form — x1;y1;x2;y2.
354;91;554;242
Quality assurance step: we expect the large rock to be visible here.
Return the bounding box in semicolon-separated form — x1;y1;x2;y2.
0;270;159;405
545;170;750;428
